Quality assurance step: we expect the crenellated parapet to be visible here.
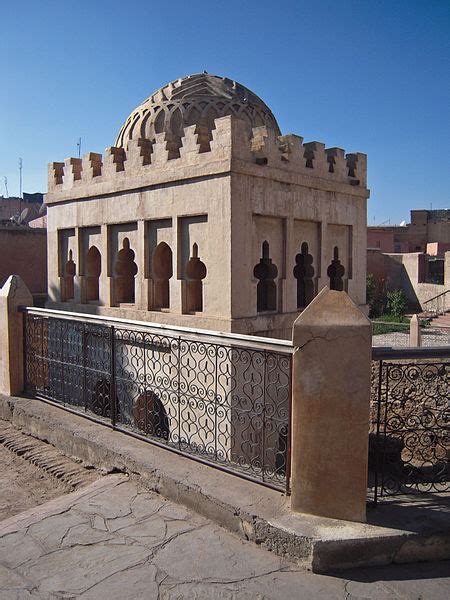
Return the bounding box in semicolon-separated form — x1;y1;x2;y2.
81;152;103;182
252;131;367;185
63;157;82;188
48;162;64;191
47;115;367;199
104;146;126;176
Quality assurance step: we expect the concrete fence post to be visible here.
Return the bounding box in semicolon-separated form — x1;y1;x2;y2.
290;287;372;522
0;275;33;396
409;314;421;347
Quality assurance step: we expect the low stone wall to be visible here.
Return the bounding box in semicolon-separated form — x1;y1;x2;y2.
367;249;450;310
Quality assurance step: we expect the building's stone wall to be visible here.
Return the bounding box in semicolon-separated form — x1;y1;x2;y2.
47;172;232;331
45;115;369;338
0;227;47;294
367;249;403;289
229;167;367;335
367;248;450;310
367;228;397;252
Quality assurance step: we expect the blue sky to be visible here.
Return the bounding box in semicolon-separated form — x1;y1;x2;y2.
1;0;449;224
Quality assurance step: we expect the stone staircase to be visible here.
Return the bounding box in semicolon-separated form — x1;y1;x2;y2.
421;289;450;327
429;311;450;328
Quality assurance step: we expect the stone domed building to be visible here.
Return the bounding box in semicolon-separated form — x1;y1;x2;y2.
45;73;369;338
116;73;281;148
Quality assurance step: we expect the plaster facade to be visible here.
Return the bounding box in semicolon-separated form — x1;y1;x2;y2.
45;74;369;338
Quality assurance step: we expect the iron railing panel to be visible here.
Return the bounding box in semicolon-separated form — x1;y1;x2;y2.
23;311;292;492
370;357;449;504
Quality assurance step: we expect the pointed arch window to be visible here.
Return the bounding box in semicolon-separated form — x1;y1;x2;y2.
114;238;138;304
184;243;207;313
62;249;76;301
253;241;278;312
293;242;315;308
85;246;101;302
151;242;173;310
327;246;345;291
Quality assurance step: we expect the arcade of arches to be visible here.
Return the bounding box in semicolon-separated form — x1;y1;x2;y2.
58;227;348;317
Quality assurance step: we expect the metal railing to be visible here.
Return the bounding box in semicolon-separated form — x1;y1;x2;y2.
22;307;293;492
21;307;449;503
370;346;450;504
423;289;450;317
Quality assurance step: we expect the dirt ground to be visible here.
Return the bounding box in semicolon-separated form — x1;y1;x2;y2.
0;444;66;521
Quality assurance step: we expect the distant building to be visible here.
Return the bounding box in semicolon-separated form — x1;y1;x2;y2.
0;193;45;226
367;209;450;254
0;224;47;300
0;193;47;303
367;208;450;311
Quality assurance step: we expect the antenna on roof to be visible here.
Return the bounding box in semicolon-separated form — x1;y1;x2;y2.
19;158;23;197
18;157;22;214
3;176;8;197
77;137;82;158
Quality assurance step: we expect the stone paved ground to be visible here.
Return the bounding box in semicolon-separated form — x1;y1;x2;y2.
0;474;449;599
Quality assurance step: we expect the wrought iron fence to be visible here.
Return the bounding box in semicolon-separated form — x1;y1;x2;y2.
23;310;292;491
370;347;449;504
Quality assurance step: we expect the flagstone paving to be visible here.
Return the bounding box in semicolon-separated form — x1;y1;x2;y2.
0;474;449;599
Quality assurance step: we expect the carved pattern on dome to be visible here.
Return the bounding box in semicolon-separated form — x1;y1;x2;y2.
115;73;280;148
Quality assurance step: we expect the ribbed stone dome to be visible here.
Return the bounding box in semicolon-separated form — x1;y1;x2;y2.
115;73;280;147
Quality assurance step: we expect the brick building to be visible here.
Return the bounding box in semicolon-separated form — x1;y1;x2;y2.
367;209;450;254
0;225;47;297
